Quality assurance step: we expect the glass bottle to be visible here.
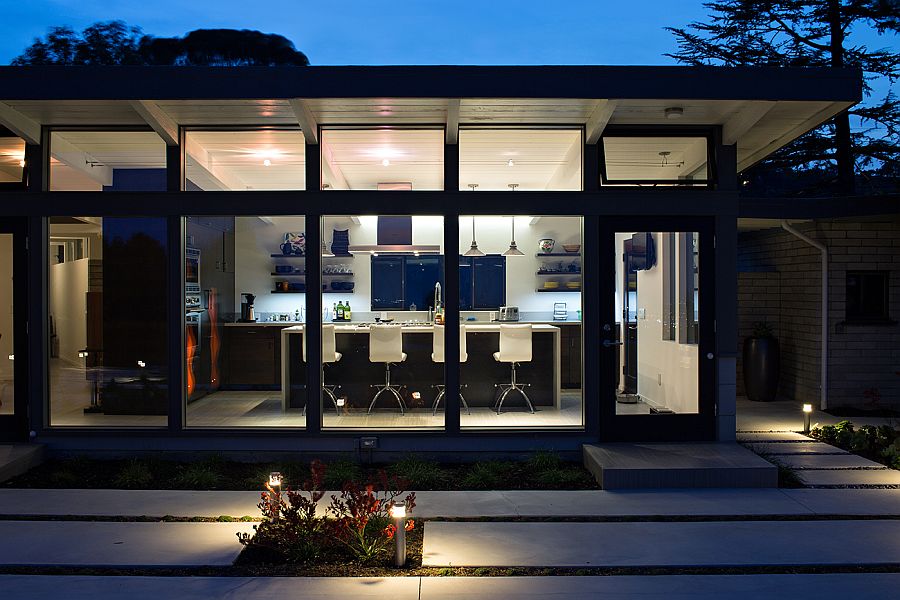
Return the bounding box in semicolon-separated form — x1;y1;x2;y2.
336;301;344;321
344;302;351;321
332;303;337;321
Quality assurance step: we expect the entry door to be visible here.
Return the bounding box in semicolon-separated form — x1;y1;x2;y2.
0;219;27;440
598;217;716;441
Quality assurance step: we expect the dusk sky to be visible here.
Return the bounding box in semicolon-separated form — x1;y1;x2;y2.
1;1;720;65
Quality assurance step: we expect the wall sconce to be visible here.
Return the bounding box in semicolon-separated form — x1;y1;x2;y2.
802;403;812;434
390;500;407;567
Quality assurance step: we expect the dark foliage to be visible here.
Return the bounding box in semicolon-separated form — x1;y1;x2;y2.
667;1;900;196
12;21;309;67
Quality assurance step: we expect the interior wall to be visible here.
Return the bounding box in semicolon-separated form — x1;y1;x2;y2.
50;258;89;365
635;232;699;412
0;236;13;384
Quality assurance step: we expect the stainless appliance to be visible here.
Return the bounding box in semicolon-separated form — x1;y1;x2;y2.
241;293;256;322
185;247;201;309
498;306;519;322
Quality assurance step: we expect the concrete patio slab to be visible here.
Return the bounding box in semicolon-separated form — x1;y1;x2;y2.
0;576;419;599
0;574;896;600
783;489;900;515
421;574;900;600
737;398;895;432
422;520;900;567
797;469;900;487
772;454;887;469
0;521;253;566
583;443;777;489
736;431;812;441
745;442;848;455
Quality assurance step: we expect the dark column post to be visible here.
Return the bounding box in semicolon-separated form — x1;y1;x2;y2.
442;143;460;433
166;136;182;192
583;143;600;192
167;215;184;432
582;213;601;437
26;216;48;434
304;211;323;434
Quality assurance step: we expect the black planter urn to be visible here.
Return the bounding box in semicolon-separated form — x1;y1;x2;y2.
743;337;780;402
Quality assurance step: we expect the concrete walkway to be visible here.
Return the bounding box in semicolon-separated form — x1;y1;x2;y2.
422;520;900;567
736;398;896;431
2;574;899;600
2;487;900;518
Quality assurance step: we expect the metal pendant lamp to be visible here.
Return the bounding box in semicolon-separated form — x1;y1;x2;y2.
463;184;486;257
503;184;524;256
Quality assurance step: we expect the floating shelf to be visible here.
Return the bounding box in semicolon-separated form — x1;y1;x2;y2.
271;290;355;294
536;253;581;257
271;272;354;276
270;254;354;259
536;271;581;276
536;288;581;293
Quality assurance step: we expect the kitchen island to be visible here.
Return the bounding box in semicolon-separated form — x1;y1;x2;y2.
279;323;561;413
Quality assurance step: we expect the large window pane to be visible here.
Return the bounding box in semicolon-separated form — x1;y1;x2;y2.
185;129;306;191
49;131;166;191
184;215;307;428
0;135;25;183
321;215;445;429
320;129;443;190
49;217;168;426
602;136;709;185
459;128;582;191
615;231;700;415
459;215;584;429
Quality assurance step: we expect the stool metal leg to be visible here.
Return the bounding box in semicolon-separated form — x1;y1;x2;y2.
368;362;405;415
432;384;470;416
495;362;534;415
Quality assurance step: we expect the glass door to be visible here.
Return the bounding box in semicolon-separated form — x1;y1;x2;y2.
599;218;715;441
0;219;26;440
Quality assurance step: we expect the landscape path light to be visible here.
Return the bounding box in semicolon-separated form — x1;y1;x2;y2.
268;471;283;517
390;500;407;567
802;403;813;434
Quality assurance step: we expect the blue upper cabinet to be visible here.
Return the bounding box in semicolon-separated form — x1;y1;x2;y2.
470;255;506;309
370;256;404;310
404;255;443;310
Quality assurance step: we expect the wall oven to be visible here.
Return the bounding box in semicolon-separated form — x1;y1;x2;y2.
185;247;201;308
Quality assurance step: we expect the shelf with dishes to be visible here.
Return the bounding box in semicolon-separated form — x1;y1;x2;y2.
271;272;354;276
536;287;581;293
271;289;354;294
536;271;580;275
270;253;353;259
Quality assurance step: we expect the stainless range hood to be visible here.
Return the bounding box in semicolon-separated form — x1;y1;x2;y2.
348;216;441;255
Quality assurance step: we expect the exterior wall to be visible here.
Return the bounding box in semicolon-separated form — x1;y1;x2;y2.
737;218;900;409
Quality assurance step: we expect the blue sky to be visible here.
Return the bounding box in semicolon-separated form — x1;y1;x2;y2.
1;0;717;65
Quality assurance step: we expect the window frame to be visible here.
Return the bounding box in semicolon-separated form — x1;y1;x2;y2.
598;127;715;187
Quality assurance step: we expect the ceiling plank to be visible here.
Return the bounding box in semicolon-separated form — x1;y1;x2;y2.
50;134;113;186
737;103;843;171
184;135;242;190
321;142;349;190
130;100;178;145
585;100;617;144
722;101;775;146
289;99;318;144
0;101;41;144
446;98;460;144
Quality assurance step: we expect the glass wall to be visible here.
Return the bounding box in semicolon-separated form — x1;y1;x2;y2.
459;128;582;191
184;129;306;191
0;135;25;184
614;231;700;415
320;215;445;429
183;215;307;428
0;234;13;415
458;215;584;429
48;217;168;426
49;131;167;191
320;128;444;190
602;136;709;186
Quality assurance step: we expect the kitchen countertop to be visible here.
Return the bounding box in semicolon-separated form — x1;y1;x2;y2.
225;320;580;327
280;323;562;333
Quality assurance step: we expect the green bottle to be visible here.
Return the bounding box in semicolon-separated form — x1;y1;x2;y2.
336;301;345;321
344;302;351;321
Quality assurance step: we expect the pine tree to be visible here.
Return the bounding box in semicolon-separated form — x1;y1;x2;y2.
667;1;899;196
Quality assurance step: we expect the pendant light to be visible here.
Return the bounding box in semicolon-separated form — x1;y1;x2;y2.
463;184;485;257
503;184;524;256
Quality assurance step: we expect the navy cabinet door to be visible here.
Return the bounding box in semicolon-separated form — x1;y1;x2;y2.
472;255;506;309
459;255;473;311
371;256;404;310
404;256;443;310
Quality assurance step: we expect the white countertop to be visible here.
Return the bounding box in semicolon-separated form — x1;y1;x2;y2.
280;323;561;333
227;320;579;327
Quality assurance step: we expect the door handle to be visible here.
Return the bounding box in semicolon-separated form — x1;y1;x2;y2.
602;340;623;348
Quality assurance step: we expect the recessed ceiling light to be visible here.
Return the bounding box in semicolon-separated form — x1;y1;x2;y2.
18;159;25;167
382;158;391;167
665;107;684;120
507;159;515;167
263;159;272;167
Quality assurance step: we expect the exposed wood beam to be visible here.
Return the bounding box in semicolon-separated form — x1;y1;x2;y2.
183;136;243;190
546;136;585;190
585;100;617;144
130;100;178;145
0;102;40;144
321;142;349;190
50;134;113;186
738;103;842;171
722;101;775;146
289;99;318;144
446;99;460;144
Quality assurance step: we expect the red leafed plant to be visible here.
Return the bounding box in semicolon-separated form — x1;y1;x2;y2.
327;470;416;564
237;460;328;564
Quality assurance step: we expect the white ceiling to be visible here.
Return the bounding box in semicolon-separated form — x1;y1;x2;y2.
0;136;24;182
603;137;708;181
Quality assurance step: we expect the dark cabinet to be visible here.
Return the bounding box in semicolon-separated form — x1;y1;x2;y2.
224;326;281;388
459;255;506;310
560;325;582;389
371;255;443;311
371;256;405;310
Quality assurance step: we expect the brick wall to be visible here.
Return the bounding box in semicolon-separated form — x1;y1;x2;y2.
737;218;900;409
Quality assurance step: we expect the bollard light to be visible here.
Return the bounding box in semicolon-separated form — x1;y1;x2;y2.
268;471;283;488
802;403;813;434
390;500;407;567
78;350;88;359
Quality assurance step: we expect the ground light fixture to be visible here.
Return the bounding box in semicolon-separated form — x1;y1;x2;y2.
802;403;813;434
268;471;284;518
390;500;407;567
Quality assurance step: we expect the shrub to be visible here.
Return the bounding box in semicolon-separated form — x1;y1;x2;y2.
534;467;589;488
174;460;222;489
324;459;361;489
113;459;154;489
461;461;511;489
527;449;563;472
389;455;448;489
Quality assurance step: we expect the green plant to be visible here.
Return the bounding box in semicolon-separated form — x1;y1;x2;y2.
389;455;448;489
174;460;222;489
460;461;511;489
324;459;361;490
534;467;589;488
113;459;154;489
527;449;563;472
473;567;491;576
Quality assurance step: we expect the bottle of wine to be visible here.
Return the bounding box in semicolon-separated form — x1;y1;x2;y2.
332;303;337;321
336;301;345;321
344;302;351;321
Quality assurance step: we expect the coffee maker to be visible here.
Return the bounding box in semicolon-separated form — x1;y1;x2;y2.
240;293;256;322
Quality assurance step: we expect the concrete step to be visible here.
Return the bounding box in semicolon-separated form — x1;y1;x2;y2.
0;444;44;484
582;443;777;489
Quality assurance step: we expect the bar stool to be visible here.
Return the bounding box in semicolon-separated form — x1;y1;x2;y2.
430;324;470;415
302;325;342;416
492;324;535;414
367;325;407;415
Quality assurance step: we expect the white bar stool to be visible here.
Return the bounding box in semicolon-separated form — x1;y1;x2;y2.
430;324;470;415
367;324;407;415
492;324;535;414
302;325;342;416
